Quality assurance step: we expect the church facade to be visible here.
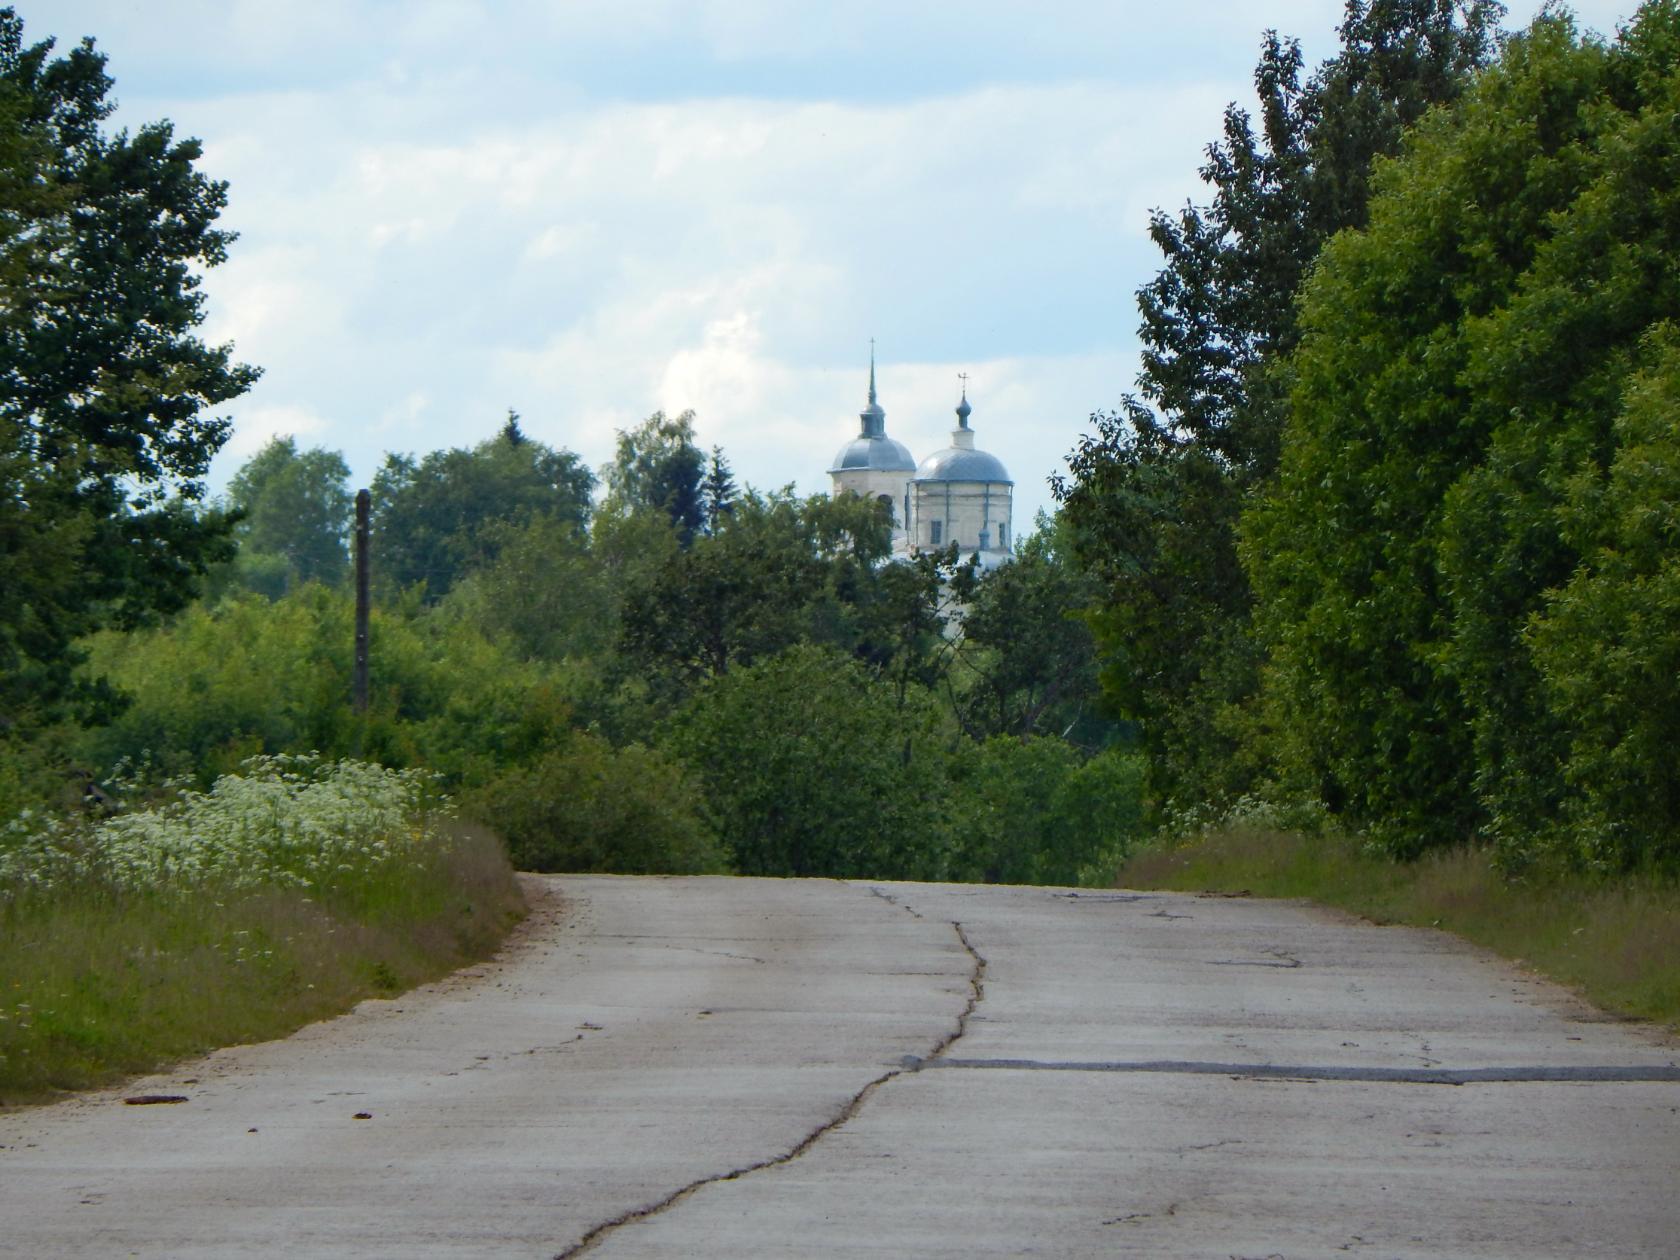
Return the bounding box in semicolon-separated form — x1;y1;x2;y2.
828;359;1014;569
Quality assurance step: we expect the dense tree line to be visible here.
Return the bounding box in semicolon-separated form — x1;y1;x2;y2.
1062;0;1680;873
23;0;1678;892
1056;0;1502;819
57;418;1133;883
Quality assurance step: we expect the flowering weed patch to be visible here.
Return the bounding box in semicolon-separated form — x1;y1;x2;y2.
0;758;523;1105
1;755;444;901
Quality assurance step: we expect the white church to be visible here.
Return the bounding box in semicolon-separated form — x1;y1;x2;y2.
828;358;1014;569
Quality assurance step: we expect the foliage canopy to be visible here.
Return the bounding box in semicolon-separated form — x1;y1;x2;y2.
1246;2;1680;868
0;8;258;729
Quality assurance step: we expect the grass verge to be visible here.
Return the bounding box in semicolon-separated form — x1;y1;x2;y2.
1;822;523;1107
1116;826;1680;1031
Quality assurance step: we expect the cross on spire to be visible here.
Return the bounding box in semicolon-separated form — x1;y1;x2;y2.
955;371;973;429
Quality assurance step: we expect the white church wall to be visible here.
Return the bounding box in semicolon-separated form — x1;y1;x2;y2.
910;480;1013;558
832;467;913;526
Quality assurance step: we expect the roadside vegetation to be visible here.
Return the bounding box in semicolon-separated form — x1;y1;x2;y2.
0;757;522;1104
1061;1;1680;880
1117;823;1680;1031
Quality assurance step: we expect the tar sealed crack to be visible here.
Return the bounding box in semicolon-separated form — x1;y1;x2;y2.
913;1057;1680;1085
552;904;988;1258
1207;949;1302;969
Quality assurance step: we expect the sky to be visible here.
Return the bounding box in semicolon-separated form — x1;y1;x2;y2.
30;0;1641;529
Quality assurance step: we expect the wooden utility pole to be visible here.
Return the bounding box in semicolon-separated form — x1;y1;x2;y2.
354;488;370;718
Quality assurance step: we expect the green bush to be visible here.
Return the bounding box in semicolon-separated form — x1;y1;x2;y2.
74;585;577;789
1060;748;1149;883
950;739;1146;887
1526;332;1680;871
667;643;956;881
76;587;356;780
464;733;725;874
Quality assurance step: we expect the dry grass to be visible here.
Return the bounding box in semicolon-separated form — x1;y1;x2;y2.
1117;826;1680;1030
0;822;523;1107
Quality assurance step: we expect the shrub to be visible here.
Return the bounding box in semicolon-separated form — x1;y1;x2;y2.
949;739;1147;887
666;644;955;881
463;733;725;874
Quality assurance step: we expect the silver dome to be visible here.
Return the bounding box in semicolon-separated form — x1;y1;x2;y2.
913;446;1012;484
831;435;916;474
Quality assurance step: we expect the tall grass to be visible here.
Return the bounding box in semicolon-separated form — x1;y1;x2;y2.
1117;826;1680;1030
0;757;524;1106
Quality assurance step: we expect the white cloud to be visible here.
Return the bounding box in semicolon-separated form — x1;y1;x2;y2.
217;403;332;466
37;0;1637;534
184;76;1179;521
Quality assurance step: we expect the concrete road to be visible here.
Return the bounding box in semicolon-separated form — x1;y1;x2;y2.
2;877;1676;1258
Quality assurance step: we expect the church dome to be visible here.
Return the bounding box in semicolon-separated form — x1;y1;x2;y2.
831;434;916;474
913;390;1011;484
830;347;916;475
913;445;1011;483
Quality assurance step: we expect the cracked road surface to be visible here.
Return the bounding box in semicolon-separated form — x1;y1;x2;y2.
2;876;1677;1257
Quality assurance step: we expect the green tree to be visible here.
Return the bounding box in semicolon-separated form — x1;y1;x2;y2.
667;644;955;881
464;734;725;875
1245;6;1680;862
602;410;705;543
0;9;259;728
701;445;736;534
1055;0;1499;816
223;437;352;597
1528;332;1680;870
618;489;825;696
616;487;954;706
371;424;593;599
450;512;614;664
950;514;1104;743
948;738;1146;887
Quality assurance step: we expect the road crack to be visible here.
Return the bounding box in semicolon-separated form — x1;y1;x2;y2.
551;1066;906;1258
915;1057;1680;1084
1207;949;1302;969
936;921;988;1057
553;901;987;1258
866;885;923;919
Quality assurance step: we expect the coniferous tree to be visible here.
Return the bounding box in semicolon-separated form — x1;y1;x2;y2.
701;446;737;535
501;408;526;447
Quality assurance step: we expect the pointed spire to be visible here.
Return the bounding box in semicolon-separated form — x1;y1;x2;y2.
859;340;886;437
